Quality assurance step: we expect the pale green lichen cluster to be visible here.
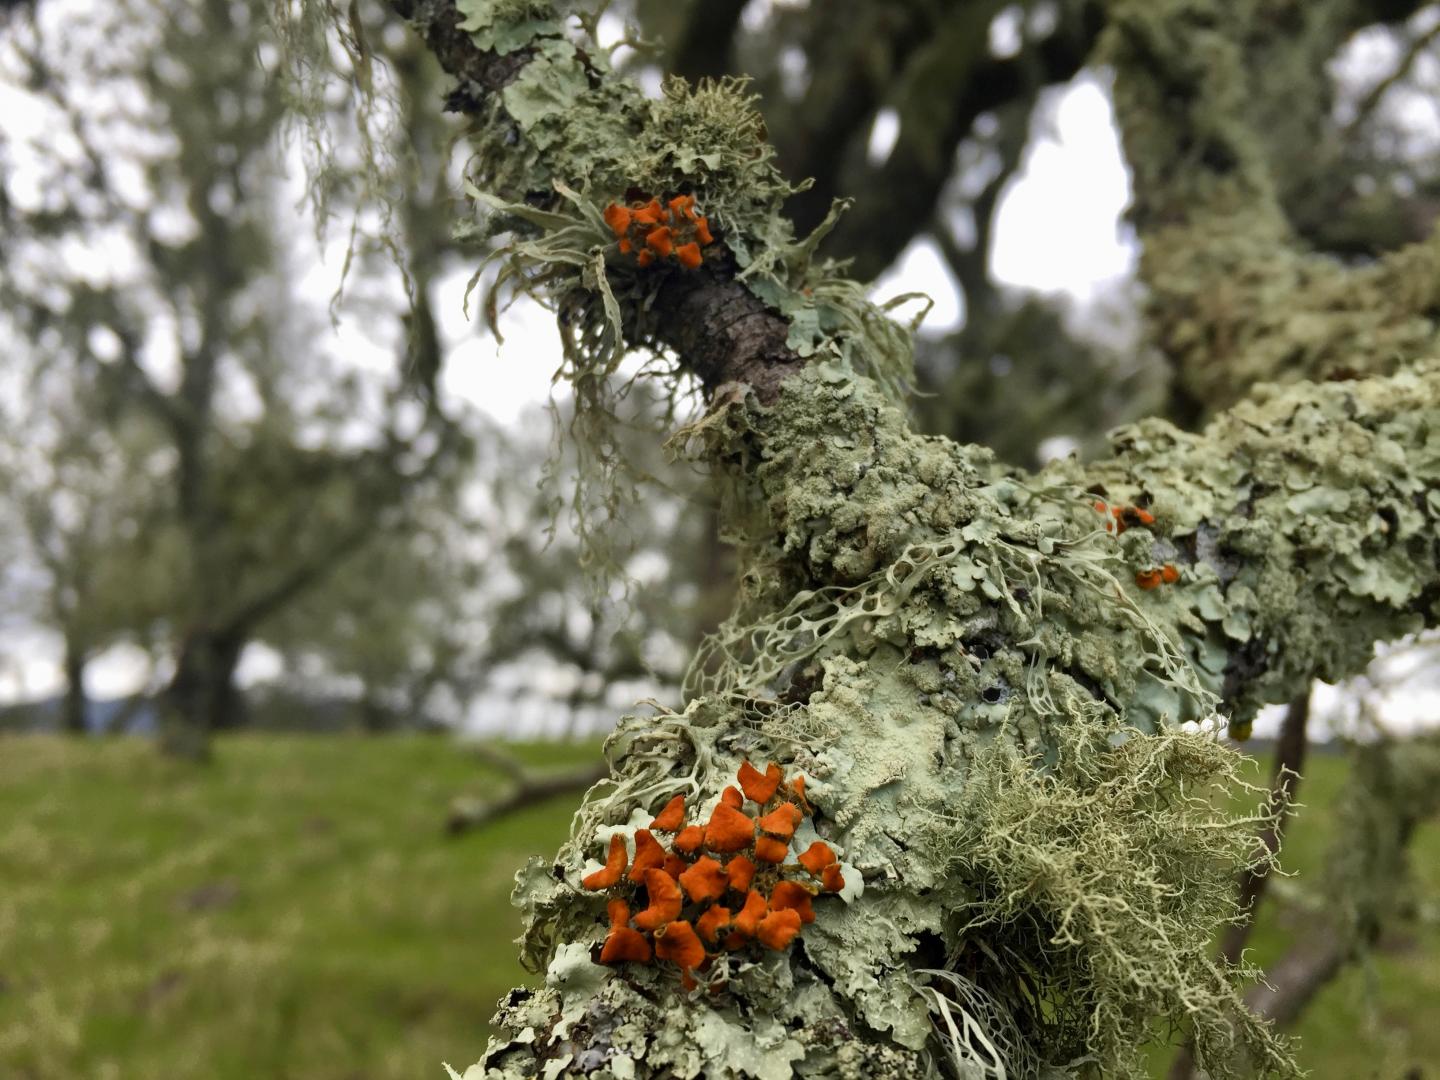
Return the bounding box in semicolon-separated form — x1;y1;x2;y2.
1066;361;1440;725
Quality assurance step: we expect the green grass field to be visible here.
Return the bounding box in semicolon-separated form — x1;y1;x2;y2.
0;735;1436;1079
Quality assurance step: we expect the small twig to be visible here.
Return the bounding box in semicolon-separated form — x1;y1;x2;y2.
446;760;608;836
1341;18;1440;143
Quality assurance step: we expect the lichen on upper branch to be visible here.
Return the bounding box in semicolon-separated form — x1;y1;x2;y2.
1106;0;1440;415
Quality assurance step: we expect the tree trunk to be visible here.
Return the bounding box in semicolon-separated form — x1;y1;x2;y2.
60;636;87;736
158;628;245;760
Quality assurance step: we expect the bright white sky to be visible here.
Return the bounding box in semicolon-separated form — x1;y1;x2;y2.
3;14;1436;739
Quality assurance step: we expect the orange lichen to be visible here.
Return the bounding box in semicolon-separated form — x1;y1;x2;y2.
603;203;632;235
704;804;755;853
600;924;653;965
695;903;732;944
756;908;803;950
608;192;716;271
1161;563;1180;584
634;868;684;931
769;881;816;924
582;833;627;890
632;198;665;226
732;890;767;937
757;802;802;840
798;841;836;876
1135;569;1165;590
650;794;686;831
726;855;757;892
678;856;729;904
1094;501;1157;535
645;225;674;257
587;760;841;982
607;897;630;928
629;829;666;882
654;920;705;970
754;835;789;864
737;761;782;804
790;774;810;810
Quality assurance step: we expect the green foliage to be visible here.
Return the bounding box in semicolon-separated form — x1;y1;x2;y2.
0;734;599;1080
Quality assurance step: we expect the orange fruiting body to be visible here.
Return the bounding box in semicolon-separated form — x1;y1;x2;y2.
704;804;755;853
645;225;673;257
580;758;843;984
1135;569;1164;590
603;203;632;235
756;908;803;950
607;897;630;927
769;881;816;924
600;925;652;964
695;904;732;944
675;242;702;269
757;802;802;840
1161;563;1180;584
629;829;666;882
732;889;767;937
582;833;627;890
726;855;757;892
737;761;782;804
650;794;686;831
603;192;716;272
634;868;684;931
754;835;789;864
678;856;729;904
654;920;705;970
798;841;836;876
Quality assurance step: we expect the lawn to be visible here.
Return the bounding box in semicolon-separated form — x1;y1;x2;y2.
0;735;1435;1079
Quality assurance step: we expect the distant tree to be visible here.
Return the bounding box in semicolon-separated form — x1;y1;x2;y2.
0;0;471;757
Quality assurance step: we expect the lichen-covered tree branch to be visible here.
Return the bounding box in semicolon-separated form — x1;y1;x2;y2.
363;2;1440;1077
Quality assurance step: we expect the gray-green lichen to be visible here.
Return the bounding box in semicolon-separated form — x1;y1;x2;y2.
405;3;1440;1078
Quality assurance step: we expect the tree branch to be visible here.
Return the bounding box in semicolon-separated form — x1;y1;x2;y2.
1108;0;1440;418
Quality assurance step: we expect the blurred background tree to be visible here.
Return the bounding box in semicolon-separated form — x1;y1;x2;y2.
0;0;1438;1076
